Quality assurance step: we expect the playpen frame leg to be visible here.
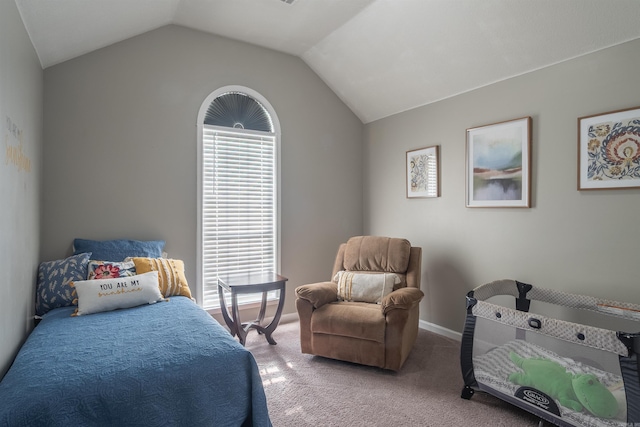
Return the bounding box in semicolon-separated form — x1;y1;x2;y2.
460;385;475;399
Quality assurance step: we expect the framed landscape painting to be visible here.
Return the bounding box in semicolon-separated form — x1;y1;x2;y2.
466;117;531;208
578;106;640;190
406;145;440;198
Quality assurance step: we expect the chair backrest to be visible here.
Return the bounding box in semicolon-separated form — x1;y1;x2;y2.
331;236;422;289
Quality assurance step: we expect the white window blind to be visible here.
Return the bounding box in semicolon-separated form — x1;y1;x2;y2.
202;125;277;309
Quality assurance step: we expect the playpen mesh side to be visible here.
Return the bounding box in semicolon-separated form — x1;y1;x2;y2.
473;279;640;323
472;300;629;356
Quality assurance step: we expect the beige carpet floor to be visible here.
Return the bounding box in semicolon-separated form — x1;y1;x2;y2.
245;320;542;427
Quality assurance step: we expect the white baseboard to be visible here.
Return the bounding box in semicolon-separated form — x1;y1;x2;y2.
418;319;462;341
279;312;299;324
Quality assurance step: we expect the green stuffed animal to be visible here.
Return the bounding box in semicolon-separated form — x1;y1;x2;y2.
508;351;618;419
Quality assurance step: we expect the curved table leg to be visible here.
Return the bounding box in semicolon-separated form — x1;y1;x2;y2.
232;292;248;346
253;284;286;345
255;291;268;335
218;283;236;337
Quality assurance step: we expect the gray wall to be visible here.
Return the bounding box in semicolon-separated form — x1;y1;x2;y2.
17;14;640;366
364;39;640;335
42;25;363;316
0;0;43;377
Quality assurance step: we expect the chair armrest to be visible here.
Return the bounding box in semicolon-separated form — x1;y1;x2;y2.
295;282;338;309
381;287;424;315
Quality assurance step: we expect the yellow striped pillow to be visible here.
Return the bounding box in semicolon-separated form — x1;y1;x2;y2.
130;257;193;299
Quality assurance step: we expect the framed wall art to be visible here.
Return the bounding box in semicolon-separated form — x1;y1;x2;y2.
466;117;531;208
406;145;440;198
578;106;640;190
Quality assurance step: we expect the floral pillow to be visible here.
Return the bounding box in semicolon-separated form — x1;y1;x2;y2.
87;260;136;280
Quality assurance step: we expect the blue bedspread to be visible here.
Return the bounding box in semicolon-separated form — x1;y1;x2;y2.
0;297;271;427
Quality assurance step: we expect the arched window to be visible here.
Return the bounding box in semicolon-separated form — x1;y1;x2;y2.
197;87;280;309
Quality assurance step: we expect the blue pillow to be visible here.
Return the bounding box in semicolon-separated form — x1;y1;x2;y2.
36;252;92;316
73;238;165;261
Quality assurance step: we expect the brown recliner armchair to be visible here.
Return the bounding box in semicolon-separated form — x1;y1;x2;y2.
295;236;423;371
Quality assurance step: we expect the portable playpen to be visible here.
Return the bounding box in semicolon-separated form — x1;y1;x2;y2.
461;279;640;427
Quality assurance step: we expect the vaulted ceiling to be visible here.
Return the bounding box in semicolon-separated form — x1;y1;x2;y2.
15;0;640;123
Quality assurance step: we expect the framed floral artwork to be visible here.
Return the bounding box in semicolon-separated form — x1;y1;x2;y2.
406;145;440;198
578;106;640;190
466;117;531;208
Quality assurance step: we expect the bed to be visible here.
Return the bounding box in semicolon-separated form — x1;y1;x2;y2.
0;296;271;426
460;279;640;427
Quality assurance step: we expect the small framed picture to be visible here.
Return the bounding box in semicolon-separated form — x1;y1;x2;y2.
466;117;532;208
406;145;440;198
578;106;640;190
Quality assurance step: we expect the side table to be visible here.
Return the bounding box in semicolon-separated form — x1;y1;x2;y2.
217;271;288;346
